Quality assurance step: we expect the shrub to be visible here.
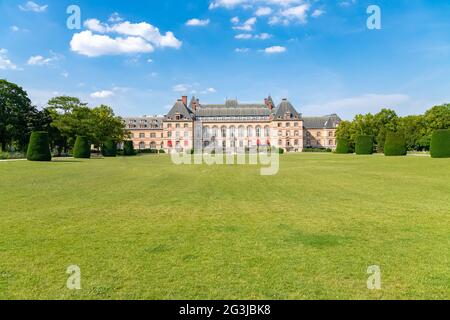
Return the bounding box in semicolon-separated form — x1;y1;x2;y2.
430;129;450;158
26;132;52;161
73;136;91;159
123;141;136;156
303;147;332;153
355;135;373;155
384;132;407;156
335;138;350;154
278;148;285;154
138;149;159;154
0;152;25;160
102;139;117;157
159;149;166;154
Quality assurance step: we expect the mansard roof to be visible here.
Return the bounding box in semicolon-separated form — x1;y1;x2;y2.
166;99;194;121
303;114;342;129
195;99;271;117
273;99;301;120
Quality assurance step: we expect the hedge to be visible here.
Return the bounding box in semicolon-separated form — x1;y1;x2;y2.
384;132;407;156
335;138;350;154
123;141;136;156
73;136;91;159
355;135;373;155
102;139;117;157
26;132;52;161
430;129;450;158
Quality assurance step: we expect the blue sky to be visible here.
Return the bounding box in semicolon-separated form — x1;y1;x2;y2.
1;0;450;119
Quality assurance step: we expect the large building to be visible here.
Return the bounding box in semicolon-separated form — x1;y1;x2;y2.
124;96;342;152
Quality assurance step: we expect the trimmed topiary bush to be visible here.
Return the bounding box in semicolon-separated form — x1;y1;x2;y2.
335;138;350;154
355;135;373;155
384;132;407;156
102;139;117;157
26;131;52;161
73;136;91;159
123;141;136;156
430;129;450;158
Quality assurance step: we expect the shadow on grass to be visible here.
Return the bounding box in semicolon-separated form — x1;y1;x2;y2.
279;224;350;248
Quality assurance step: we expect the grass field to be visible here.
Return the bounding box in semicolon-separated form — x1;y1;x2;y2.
0;153;449;300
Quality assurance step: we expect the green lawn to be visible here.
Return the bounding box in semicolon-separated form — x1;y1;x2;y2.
0;154;449;300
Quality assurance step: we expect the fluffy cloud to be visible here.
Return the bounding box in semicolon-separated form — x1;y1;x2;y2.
27;55;53;66
311;9;325;18
235;33;272;40
0;49;18;70
255;7;273;16
232;17;257;31
72;18;182;57
71;31;154;57
235;48;250;53
186;18;210;26
19;1;47;13
263;46;286;54
90;90;115;98
280;4;310;23
173;84;190;93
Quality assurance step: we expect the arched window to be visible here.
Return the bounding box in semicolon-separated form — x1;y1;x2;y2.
230;126;236;138
238;126;245;138
221;126;227;138
139;142;145;150
150;141;156;149
247;126;253;137
256;126;261;138
264;126;270;138
212;126;219;138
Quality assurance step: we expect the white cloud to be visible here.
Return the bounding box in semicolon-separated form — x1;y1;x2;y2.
147;58;153;63
255;7;272;16
27;55;52;66
61;71;69;78
235;48;250;53
173;84;190;93
91;90;114;98
10;26;20;32
73;18;182;57
201;88;217;94
233;17;257;31
186;18;210;26
70;31;154;57
84;19;107;33
0;49;18;70
108;12;123;23
235;33;252;39
231;16;240;24
209;0;247;9
263;46;286;54
235;33;272;40
280;4;310;23
19;1;48;13
311;9;325;18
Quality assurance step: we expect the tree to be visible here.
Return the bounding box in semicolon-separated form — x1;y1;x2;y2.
47;96;94;146
374;109;398;151
0;79;36;151
336;120;354;151
26;131;52;161
91;105;128;147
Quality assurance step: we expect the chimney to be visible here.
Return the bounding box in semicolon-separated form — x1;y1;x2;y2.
182;96;187;106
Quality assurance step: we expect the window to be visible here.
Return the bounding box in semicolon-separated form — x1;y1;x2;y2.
329;140;333;145
230;127;236;138
168;124;172;128
265;126;270;138
150;133;156;138
221;127;227;138
139;142;145;149
184;123;189;128
277;123;282;128
256;127;261;138
278;131;282;136
139;133;145;138
294;122;299;127
176;124;180;129
317;132;321;137
168;132;172;138
247;126;253;137
150;141;156;149
286;123;290;127
184;131;189;138
238;126;245;138
294;139;299;145
294;131;299;136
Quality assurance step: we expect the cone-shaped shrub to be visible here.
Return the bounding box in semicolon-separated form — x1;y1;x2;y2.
355;135;373;155
123;141;136;156
102;139;117;157
73;136;91;159
27;131;52;161
384;132;407;156
430;129;450;158
335;138;350;154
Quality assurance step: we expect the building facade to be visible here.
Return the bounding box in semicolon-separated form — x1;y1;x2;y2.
124;96;342;152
